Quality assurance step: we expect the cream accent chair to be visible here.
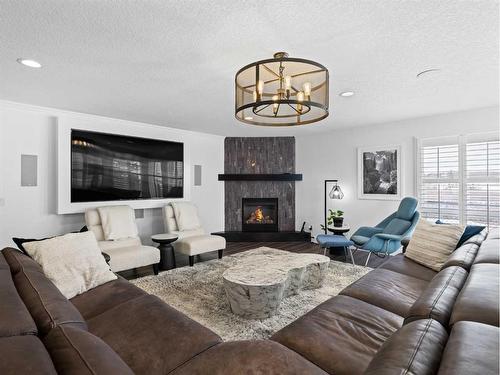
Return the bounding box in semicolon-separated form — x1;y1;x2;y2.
85;206;160;274
163;202;226;266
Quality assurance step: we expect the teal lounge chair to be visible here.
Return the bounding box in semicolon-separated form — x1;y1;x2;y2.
350;197;420;266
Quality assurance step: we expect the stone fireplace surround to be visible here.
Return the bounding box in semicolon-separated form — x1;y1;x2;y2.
224;137;296;232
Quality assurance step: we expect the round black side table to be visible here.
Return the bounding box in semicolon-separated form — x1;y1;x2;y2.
327;225;351;236
151;234;178;271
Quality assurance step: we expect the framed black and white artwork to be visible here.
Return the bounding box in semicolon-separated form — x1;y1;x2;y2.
357;145;402;200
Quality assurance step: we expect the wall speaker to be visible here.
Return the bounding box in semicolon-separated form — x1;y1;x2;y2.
21;154;37;187
194;165;202;186
135;209;145;219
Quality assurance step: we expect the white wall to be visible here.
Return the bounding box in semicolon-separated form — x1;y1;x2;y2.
1;102;497;248
296;106;500;240
0;101;224;248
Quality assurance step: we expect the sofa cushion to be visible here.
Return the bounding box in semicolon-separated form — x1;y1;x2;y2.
104;245;160;272
456;225;486;247
379;254;437;281
22;232;117;299
2;248;88;337
175;235;226;256
97;237;141;252
462;228;488;246
438;321;499;375
450;263;499;327
97;205;139;240
87;294;222;374
405;220;464;271
0;335;57;375
441;243;479;271
405;266;468;327
365;319;448;375
43;325;134;375
435;221;487;247
171;202;202;231
163;205;179;232
340;268;428;317
271;295;403;375
70;277;147;320
12;236;51;255
473;238;500;264
171;340;328;375
0;251;38;337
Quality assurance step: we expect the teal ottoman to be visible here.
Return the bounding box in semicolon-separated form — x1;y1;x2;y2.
316;234;354;263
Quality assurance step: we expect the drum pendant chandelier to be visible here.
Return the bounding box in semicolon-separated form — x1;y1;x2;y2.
235;52;329;126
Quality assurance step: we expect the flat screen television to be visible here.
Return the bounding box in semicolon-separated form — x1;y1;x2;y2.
71;129;184;203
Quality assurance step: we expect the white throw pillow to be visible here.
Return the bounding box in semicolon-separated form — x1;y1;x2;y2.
171;202;201;231
98;205;139;240
405;219;465;271
23;232;117;299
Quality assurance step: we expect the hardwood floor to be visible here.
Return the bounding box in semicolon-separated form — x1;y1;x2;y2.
120;241;389;280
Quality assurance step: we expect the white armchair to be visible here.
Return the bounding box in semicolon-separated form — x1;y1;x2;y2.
163;202;226;266
85;205;160;274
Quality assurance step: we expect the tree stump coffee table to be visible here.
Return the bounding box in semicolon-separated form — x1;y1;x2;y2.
222;248;330;319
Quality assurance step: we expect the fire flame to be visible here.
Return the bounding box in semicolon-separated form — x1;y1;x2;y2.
245;205;274;224
255;207;264;222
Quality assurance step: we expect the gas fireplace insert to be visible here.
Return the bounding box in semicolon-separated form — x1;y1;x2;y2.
242;198;278;232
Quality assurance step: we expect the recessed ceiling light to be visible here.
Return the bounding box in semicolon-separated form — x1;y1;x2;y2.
416;68;440;78
244;116;253;120
17;58;42;68
339;91;354;97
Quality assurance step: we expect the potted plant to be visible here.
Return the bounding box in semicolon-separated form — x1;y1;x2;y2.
320;209;345;231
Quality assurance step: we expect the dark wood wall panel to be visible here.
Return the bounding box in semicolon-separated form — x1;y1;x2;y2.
224;137;296;231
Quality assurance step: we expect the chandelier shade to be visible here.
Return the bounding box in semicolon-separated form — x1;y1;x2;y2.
235;52;329;126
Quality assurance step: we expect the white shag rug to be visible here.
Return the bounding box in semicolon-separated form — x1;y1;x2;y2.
131;247;370;341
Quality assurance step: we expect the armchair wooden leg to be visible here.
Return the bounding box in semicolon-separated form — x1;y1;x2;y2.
218;249;223;259
153;263;159;275
189;256;194;267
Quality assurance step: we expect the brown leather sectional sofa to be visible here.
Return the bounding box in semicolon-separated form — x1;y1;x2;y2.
1;228;498;374
272;229;499;374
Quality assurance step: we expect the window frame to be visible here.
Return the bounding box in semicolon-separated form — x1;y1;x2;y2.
416;131;499;227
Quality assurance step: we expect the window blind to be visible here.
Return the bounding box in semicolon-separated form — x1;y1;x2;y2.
465;140;500;227
417;133;500;228
419;143;460;223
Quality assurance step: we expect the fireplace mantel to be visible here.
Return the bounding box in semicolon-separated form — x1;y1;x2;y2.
218;173;302;181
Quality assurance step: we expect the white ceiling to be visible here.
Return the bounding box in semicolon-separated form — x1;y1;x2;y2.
1;0;498;136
